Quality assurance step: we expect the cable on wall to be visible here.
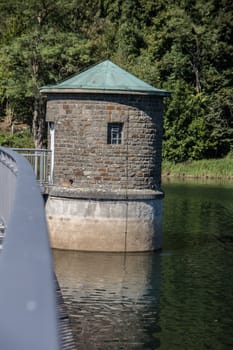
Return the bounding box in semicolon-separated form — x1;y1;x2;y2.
124;108;130;255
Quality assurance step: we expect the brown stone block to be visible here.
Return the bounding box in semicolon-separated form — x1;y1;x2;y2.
74;170;84;176
107;105;115;111
94;176;102;180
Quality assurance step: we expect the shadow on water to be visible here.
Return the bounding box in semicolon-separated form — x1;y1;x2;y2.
54;179;233;349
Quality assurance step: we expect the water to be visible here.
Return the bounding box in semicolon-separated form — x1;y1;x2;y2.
53;179;233;349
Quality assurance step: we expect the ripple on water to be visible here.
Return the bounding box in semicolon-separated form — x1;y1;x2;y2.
53;181;233;349
54;251;160;349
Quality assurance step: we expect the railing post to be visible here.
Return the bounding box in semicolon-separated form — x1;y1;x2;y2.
34;150;38;179
39;150;43;185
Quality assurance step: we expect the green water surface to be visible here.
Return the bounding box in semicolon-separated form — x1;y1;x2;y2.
54;179;233;350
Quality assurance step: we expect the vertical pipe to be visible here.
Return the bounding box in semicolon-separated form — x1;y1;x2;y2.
49;123;55;184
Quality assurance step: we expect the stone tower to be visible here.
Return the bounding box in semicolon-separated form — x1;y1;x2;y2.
41;60;169;252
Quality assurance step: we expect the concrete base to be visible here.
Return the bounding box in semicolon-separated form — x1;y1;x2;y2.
46;191;163;252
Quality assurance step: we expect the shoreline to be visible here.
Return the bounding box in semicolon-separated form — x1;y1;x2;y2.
162;158;233;181
162;173;233;180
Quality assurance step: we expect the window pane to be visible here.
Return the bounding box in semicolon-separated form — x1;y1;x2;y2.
107;123;123;144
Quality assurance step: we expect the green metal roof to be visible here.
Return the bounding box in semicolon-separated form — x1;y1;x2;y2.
40;60;170;96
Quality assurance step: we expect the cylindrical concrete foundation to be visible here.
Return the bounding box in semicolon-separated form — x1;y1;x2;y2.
46;189;163;252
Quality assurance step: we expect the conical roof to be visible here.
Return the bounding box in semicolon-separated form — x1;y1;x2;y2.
40;60;169;96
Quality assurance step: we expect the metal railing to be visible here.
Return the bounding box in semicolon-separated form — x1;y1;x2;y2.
0;147;60;350
0;150;17;247
12;148;52;188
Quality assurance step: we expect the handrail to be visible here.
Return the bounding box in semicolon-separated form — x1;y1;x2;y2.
12;148;52;188
0;147;60;350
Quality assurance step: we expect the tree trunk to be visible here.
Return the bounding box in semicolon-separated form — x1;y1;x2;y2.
194;33;201;94
33;94;46;149
194;66;201;94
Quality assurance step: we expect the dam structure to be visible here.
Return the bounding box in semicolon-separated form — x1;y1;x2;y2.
0;147;76;350
41;60;169;252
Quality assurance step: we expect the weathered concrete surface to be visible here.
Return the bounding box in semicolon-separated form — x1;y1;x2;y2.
46;193;162;252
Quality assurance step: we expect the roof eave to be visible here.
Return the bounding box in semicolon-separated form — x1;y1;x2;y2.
40;88;170;97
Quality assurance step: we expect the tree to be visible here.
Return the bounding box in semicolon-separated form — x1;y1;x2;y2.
0;0;232;157
138;0;233;160
0;0;102;147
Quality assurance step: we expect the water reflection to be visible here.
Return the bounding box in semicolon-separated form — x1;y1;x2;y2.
54;180;233;349
158;179;233;349
158;246;233;349
162;179;233;250
53;250;161;349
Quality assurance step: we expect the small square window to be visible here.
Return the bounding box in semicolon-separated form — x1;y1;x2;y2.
107;123;123;144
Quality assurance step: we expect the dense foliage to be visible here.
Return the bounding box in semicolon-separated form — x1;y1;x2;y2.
0;130;34;148
0;0;232;160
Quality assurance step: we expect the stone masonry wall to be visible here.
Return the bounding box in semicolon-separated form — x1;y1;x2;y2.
46;93;164;191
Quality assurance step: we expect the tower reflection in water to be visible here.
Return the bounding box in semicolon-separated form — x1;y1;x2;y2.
53;250;161;350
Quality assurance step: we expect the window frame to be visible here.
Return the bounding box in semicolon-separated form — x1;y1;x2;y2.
107;122;123;145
